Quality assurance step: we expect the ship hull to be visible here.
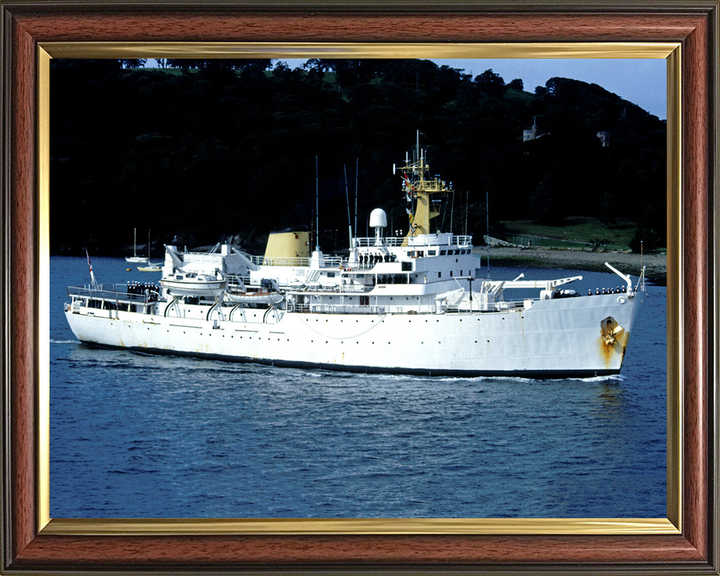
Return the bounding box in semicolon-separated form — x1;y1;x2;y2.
64;291;643;378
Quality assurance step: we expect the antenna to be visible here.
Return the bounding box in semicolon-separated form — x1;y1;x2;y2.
486;190;490;276
450;189;455;234
465;190;469;236
354;157;359;240
315;156;320;251
344;164;353;249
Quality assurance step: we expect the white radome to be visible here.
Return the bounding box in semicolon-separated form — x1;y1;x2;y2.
369;208;387;229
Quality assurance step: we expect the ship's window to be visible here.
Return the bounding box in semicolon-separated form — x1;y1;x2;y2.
438;272;442;278
450;271;453;277
441;250;447;255
327;272;336;278
428;250;436;256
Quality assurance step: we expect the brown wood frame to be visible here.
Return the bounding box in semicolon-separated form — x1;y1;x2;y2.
1;1;718;573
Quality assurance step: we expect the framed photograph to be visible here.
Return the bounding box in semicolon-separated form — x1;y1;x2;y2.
2;1;717;573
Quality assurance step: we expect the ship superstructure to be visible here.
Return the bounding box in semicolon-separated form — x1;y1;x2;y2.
65;138;645;377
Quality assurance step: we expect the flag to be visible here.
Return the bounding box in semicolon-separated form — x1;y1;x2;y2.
402;173;415;190
86;248;97;287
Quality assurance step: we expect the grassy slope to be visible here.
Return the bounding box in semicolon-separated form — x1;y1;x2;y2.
500;217;637;249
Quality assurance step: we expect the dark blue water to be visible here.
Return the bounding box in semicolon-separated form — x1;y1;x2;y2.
50;256;667;518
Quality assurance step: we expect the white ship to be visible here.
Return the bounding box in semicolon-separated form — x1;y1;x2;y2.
65;141;645;378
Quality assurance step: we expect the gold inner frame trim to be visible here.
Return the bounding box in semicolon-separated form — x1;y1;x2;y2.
42;41;679;60
42;517;680;536
37;41;682;537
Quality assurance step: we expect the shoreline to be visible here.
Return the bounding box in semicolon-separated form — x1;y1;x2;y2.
475;246;667;285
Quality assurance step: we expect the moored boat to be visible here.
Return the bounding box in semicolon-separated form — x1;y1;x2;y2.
125;228;148;263
137;263;163;272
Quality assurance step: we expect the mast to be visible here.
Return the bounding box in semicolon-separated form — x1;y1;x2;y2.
344;164;353;249
397;131;452;244
315;156;320;251
354;157;359;241
486;190;490;276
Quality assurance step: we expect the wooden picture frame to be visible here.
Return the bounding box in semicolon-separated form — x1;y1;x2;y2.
1;1;718;573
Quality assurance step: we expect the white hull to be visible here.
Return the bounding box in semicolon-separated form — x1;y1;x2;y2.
70;140;645;378
125;256;148;263
137;264;162;272
65;291;643;377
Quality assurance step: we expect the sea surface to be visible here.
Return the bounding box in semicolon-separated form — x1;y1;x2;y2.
50;256;667;518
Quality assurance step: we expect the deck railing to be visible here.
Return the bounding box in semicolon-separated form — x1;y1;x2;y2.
68;284;157;303
353;235;472;248
243;255;345;268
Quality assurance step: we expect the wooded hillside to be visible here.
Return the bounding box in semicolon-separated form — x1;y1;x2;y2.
50;59;666;255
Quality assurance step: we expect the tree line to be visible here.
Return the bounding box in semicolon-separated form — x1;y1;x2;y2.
50;58;666;256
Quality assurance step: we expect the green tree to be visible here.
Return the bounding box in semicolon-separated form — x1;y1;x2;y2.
528;175;567;225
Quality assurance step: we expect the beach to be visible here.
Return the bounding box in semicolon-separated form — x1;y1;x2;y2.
476;246;667;285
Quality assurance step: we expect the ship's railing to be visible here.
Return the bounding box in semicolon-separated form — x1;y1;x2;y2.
258;256;310;267
289;283;374;295
244;254;345;268
287;302;438;315
353;235;472;248
354;237;405;248
68;284;157;303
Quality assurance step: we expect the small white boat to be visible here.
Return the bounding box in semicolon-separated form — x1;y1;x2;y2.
225;290;285;305
125;228;148;263
159;271;227;298
137;263;162;272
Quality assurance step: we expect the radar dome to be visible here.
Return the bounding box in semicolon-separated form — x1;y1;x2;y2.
369;208;387;229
